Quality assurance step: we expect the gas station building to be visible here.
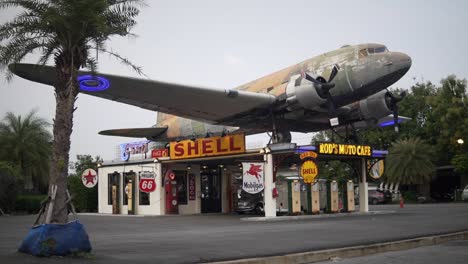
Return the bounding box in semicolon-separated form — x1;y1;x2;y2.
97;134;387;217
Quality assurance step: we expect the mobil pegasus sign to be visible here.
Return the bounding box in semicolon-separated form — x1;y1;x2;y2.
242;162;265;194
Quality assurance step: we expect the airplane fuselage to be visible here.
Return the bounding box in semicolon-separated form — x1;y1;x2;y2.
159;43;411;140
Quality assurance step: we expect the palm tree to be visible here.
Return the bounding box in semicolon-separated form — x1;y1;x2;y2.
384;138;435;184
0;111;52;193
0;0;145;223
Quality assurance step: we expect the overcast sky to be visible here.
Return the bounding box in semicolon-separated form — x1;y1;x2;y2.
1;0;468;163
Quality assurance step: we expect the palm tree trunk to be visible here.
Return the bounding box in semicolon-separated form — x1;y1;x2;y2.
47;67;78;224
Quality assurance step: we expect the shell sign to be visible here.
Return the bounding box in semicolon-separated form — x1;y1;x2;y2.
301;160;318;183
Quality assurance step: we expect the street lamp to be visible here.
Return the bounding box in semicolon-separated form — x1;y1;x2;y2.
457;138;464;145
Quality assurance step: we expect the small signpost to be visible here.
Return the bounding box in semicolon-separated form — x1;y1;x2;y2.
81;169;98;188
139;172;156;193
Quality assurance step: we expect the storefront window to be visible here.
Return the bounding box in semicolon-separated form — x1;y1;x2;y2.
175;170;187;205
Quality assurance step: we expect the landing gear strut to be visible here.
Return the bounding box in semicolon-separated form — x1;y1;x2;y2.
271;130;292;143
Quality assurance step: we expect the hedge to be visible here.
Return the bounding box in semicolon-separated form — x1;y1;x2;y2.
15;195;47;214
68;176;98;212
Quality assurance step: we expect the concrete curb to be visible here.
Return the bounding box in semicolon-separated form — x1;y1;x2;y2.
240;211;396;222
209;231;468;264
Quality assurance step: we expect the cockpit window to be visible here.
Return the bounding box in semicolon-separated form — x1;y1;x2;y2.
375;46;388;53
359;46;388;58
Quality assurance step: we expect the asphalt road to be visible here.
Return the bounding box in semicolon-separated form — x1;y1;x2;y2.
0;203;468;263
317;239;468;264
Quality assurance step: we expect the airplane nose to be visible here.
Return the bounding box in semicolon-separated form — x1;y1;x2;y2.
392;52;412;72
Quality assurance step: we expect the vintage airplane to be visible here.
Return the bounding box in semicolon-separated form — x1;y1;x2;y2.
10;43;411;143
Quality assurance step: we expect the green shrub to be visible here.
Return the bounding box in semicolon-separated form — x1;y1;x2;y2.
68;176;98;212
15;195;47;214
402;191;417;202
0;174;19;213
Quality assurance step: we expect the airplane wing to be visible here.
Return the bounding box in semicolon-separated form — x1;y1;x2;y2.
98;127;168;140
9;63;277;124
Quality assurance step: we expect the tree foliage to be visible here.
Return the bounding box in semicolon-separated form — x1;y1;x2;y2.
360;75;467;168
384;138;435;184
68;154;101;212
0;161;21;213
0;110;51;192
0;0;145;223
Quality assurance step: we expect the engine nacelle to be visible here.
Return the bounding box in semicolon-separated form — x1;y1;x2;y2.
286;74;326;111
356;90;392;120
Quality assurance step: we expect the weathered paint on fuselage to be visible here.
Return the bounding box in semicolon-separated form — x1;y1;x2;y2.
158;43;411;140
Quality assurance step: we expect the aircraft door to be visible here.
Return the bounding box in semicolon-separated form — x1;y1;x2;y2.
165;171;179;214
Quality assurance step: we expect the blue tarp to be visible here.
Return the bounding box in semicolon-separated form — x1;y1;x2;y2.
18;220;92;256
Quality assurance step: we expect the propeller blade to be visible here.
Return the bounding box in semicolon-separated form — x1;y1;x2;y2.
328;64;340;83
304;73;322;84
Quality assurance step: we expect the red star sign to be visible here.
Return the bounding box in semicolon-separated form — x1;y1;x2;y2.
84;170;96;185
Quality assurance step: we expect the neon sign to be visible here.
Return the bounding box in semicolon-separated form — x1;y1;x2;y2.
78;75;110;91
120;140;150;161
318;143;372;157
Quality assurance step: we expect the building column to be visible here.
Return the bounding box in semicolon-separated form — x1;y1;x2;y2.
264;152;276;217
155;162;165;215
359;158;369;212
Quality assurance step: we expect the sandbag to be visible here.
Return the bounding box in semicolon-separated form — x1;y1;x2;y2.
18;220;91;256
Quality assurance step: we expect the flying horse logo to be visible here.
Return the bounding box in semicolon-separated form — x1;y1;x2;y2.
245;164;263;182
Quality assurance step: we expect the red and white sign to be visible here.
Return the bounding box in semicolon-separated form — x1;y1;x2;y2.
168;172;176;181
242;162;265;194
188;174;196;200
151;148;168;158
139;172;156;193
82;169;98;188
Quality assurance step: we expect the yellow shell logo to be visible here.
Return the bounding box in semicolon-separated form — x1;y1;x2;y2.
301;160;318;183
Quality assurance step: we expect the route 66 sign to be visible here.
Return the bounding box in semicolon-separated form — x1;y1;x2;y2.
139;172;156;193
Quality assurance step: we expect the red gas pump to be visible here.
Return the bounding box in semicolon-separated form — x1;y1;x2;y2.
165;170;179;214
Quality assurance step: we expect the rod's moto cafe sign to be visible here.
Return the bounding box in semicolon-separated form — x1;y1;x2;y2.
318;143;372;157
170;134;245;160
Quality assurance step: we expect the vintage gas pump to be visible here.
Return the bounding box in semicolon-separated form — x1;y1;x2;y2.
109;172;120;214
288;180;301;214
126;179;135;215
310;181;320;214
344;180;355;212
327;180;339;213
165;171;179;214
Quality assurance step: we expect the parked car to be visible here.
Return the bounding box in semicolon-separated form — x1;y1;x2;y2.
430;192;454;202
235;191;264;214
463;185;468;201
368;190;392;205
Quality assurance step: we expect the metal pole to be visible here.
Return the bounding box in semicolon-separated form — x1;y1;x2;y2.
359;158;369;212
264;151;276;217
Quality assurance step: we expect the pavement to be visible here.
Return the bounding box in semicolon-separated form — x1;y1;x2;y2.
0;203;467;263
317;239;468;264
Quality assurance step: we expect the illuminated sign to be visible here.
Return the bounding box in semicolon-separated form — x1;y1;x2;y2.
151;148;168;158
318;143;372;157
120;140;150;161
78;75;110;92
300;151;318;160
369;160;385;179
301;160;318;183
170;134;245;160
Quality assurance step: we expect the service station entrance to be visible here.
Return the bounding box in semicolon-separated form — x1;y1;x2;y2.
97;134;386;217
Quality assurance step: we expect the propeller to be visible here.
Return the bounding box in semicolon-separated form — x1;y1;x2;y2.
305;64;341;126
386;90;407;133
